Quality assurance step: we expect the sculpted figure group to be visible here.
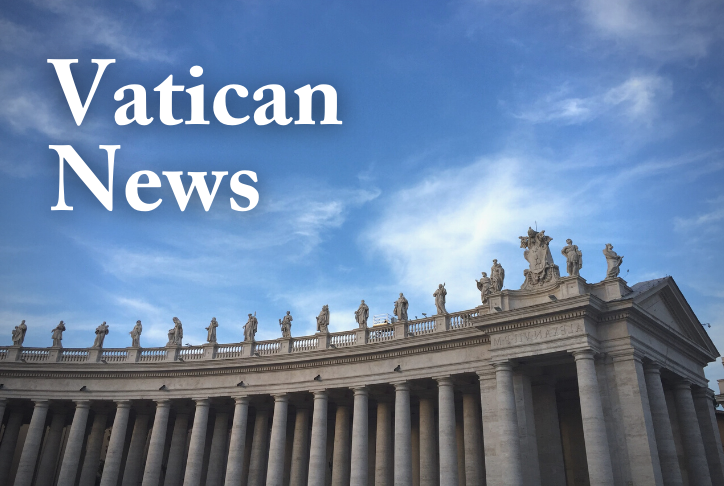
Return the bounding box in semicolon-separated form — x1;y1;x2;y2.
167;317;183;346
11;320;27;346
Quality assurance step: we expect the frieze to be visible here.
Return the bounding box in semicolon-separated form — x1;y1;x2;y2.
490;321;585;350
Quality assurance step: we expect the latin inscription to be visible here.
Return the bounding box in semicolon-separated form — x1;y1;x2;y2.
491;322;584;349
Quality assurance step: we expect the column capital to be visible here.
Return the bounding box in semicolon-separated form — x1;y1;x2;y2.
352;386;368;396
691;387;715;400
642;362;662;374
273;393;290;402
392;381;410;391
476;367;497;381
435;376;454;387
73;400;91;408
32;399;50;407
672;380;693;391
571;348;595;360
192;397;210;406
608;348;645;363
115;400;132;408
492;360;514;372
155;399;172;407
312;389;329;399
234;396;250;405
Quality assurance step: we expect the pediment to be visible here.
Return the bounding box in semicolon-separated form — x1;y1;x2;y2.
638;294;687;336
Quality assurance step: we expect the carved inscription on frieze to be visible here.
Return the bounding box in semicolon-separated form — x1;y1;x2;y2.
490;321;585;349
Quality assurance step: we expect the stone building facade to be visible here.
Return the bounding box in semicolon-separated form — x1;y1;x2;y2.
0;233;722;486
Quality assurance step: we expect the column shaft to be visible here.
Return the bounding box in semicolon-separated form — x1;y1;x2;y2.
462;393;484;486
289;407;310;486
164;413;190;486
0;410;24;485
478;372;499;486
205;412;230;486
36;411;67;486
57;400;91;486
394;382;412;486
351;388;369;486
183;399;211;486
142;400;172;486
266;395;289;486
332;405;351;486
693;388;724;486
532;382;566;486
99;401;132;486
247;409;270;486
14;400;50;486
643;365;683;486
573;351;614;486
673;383;712;485
494;362;523;486
78;412;109;486
437;378;458;486
376;401;393;486
225;398;250;486
513;373;541;486
455;416;465;486
307;391;329;486
122;413;151;486
419;398;437;486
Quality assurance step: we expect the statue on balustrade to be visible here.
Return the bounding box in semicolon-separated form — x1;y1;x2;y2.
355;300;369;328
11;320;27;346
433;283;448;315
491;259;505;292
519;227;560;290
561;239;583;277
93;322;109;348
130;320;142;348
476;272;492;304
394;293;409;321
279;311;293;338
51;321;66;347
206;317;218;343
603;243;624;279
167;317;183;346
316;305;330;333
244;313;258;342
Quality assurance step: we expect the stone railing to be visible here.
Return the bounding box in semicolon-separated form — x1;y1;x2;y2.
0;308;484;364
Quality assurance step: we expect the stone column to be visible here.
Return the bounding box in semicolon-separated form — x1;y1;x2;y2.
394;381;412;486
248;408;270;486
225;397;250;486
532;381;566;486
142;400;172;486
78;411;109;486
351;387;369;486
673;382;712;485
57;400;91;486
36;411;67;486
332;405;351;486
14;399;50;486
513;373;541;486
462;393;484;486
493;362;524;486
477;370;499;486
183;399;211;486
643;364;683;486
692;388;724;485
418;397;437;486
206;412;230;486
572;350;615;486
288;407;310;486
308;391;329;486
266;395;290;486
436;377;458;486
122;413;151;486
376;401;394;486
455;415;466;486
100;401;132;486
0;398;5;423
164;412;190;486
0;409;23;485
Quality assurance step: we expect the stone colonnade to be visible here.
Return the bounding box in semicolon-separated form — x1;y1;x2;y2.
1;351;723;486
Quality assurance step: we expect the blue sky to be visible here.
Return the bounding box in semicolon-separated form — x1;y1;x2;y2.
1;0;723;382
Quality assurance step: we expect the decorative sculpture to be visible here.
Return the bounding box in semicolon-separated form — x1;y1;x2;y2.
603;243;623;279
167;317;183;346
491;260;505;292
316;305;330;333
355;300;369;328
561;239;583;277
393;293;409;321
279;311;293;338
433;283;448;315
243;313;258;342
519;227;560;290
51;321;65;347
206;317;218;344
130;320;142;348
476;272;492;304
11;320;27;346
93;322;109;348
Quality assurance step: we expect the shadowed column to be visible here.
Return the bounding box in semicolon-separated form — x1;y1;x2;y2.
437;377;458;486
289;406;310;486
57;400;91;486
35;411;67;486
266;395;289;486
142;400;172;486
692;388;724;486
332;405;351;486
225;397;250;486
247;408;270;486
375;400;393;486
100;401;132;486
493;361;523;486
0;409;23;485
14;399;50;486
78;411;109;486
673;381;712;485
183;398;211;486
351;387;369;486
164;412;190;486
394;381;412;486
463;393;484;486
206;412;230;486
122;413;150;486
419;397;437;486
308;391;329;486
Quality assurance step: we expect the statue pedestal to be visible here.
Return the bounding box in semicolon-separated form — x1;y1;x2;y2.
244;341;255;357
278;338;292;354
316;332;330;350
165;345;180;361
558;276;588;299
202;343;217;360
127;347;140;363
88;347;102;363
434;314;451;332
7;346;21;361
48;347;62;362
355;328;368;345
394;321;407;340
